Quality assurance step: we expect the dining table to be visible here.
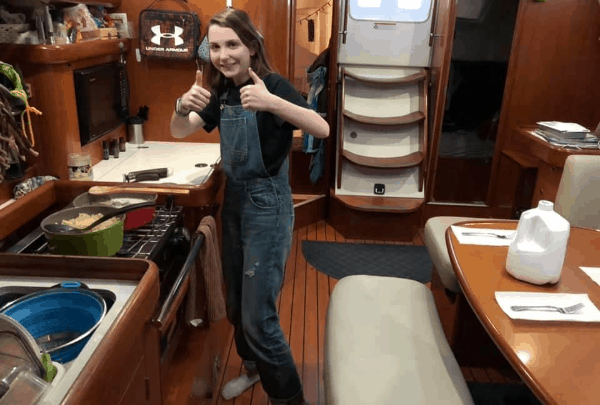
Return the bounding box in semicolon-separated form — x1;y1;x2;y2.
446;220;600;405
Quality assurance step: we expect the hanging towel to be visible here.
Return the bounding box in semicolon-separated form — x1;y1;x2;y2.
185;215;226;326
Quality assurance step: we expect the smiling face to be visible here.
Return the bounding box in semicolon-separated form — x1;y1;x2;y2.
208;25;256;86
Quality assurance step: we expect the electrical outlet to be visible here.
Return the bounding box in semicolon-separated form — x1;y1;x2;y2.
24;83;32;98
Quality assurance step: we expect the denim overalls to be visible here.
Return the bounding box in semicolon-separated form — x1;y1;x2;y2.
219;89;303;404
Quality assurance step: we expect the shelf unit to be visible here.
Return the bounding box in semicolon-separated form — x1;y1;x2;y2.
0;38;131;180
334;66;429;213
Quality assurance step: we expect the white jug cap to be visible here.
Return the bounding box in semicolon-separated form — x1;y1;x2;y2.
538;200;554;211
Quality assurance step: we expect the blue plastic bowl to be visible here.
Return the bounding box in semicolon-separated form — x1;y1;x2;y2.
1;285;106;364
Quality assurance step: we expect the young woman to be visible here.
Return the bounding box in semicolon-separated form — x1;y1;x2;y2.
170;8;329;405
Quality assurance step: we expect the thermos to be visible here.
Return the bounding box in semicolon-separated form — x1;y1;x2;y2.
128;117;145;145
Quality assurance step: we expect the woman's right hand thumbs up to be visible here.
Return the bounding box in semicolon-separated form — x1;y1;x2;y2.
180;70;211;113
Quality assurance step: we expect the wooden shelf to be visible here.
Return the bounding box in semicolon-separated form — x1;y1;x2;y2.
3;38;130;65
344;67;427;85
344;110;425;126
342;150;424;168
332;192;425;213
48;0;122;7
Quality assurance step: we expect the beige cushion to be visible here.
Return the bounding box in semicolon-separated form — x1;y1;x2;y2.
555;155;600;229
424;217;477;293
324;275;475;405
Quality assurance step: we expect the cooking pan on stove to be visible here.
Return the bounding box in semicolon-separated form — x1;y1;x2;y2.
72;191;157;230
41;205;127;256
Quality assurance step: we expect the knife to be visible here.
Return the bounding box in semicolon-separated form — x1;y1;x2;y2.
124;168;171;183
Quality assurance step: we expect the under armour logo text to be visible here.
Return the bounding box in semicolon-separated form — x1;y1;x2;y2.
151;25;184;46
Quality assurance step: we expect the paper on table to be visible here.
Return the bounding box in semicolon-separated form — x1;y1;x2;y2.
580;267;600;286
450;225;515;246
495;291;600;322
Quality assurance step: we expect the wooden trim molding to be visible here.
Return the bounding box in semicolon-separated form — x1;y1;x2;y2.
3;38;130;65
342;150;424;168
343;110;425;126
344;68;427;85
332;191;424;213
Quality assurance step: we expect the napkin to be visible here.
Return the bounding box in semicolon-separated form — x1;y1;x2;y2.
450;225;515;246
495;291;600;322
580;267;600;287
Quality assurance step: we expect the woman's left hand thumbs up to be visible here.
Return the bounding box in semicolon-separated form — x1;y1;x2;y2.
240;68;274;111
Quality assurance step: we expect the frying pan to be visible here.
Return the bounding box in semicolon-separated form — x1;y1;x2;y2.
72;191;157;230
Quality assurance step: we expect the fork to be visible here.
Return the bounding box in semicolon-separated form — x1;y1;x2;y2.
462;231;515;239
510;303;585;314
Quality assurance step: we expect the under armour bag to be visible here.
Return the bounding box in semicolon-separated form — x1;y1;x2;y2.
139;0;200;61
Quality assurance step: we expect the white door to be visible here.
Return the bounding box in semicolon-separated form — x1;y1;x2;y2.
339;0;435;67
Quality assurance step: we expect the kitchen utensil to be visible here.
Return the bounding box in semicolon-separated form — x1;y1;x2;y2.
88;185;190;196
0;314;45;379
510;303;584;314
1;281;107;364
0;365;48;405
40;205;126;256
461;231;515;239
72;191;157;230
124;167;170;183
44;201;154;234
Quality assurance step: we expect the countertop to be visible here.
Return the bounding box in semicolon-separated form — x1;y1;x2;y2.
93;142;221;185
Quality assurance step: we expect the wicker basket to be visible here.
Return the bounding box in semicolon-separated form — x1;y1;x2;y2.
0;24;30;44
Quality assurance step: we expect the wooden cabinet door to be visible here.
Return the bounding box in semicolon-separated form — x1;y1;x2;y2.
531;161;562;207
338;0;434;67
118;357;149;405
425;0;457;202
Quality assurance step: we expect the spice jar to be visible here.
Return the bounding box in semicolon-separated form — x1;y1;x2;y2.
68;153;93;181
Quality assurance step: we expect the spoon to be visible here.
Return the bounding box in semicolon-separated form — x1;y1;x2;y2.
45;201;155;234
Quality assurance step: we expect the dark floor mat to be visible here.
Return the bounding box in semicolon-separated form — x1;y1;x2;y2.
301;240;433;283
468;382;542;405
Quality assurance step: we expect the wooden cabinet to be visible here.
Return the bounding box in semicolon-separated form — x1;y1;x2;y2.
505;126;600;211
531;161;562;208
0;39;130;179
57;263;162;405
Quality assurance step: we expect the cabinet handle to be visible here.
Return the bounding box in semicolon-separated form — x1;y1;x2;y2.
145;377;150;401
540;188;544;195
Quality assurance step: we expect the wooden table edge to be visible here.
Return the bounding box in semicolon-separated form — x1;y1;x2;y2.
445;220;555;405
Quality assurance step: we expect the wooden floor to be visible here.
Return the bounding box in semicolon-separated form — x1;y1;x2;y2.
164;220;524;405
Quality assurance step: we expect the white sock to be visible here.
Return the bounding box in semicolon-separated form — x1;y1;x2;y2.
221;373;261;400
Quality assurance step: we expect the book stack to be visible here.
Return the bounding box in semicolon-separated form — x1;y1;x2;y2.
533;121;599;149
536;121;590;140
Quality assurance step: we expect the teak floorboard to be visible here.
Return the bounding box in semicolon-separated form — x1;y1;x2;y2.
165;221;523;405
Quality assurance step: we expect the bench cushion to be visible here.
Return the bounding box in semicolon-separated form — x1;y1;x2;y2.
324;275;474;405
424;217;477;293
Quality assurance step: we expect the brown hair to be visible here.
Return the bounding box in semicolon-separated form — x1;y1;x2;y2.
204;8;276;95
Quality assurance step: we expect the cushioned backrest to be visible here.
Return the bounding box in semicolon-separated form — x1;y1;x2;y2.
555;155;600;229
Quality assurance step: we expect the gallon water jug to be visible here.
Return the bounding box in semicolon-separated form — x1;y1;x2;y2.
505;200;570;285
